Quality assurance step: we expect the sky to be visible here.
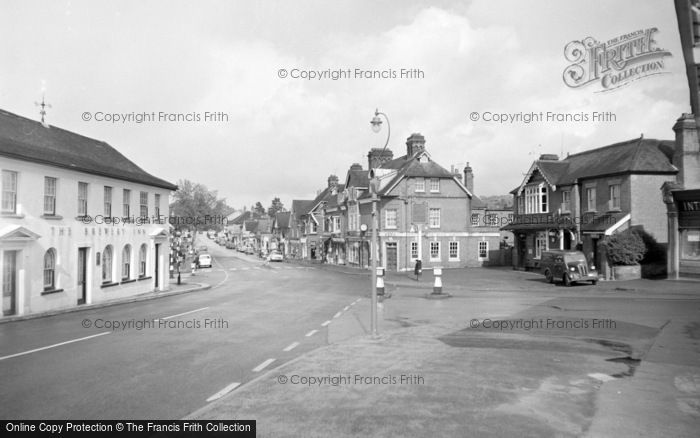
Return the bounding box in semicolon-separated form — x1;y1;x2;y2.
0;0;690;211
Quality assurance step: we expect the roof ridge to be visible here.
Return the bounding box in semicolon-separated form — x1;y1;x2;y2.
564;136;658;160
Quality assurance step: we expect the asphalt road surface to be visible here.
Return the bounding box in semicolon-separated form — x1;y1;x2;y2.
0;243;364;419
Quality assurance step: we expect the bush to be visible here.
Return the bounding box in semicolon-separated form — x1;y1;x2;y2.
603;229;647;266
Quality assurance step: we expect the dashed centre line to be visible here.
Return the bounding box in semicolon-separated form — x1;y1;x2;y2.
283;342;299;352
253;358;275;372
206;382;241;402
321;320;332;327
305;330;318;337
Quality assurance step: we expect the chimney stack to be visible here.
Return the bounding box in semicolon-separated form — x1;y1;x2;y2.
673;113;700;188
367;148;394;169
406;133;426;157
464;162;474;194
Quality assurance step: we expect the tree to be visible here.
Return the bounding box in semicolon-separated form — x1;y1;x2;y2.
268;197;285;218
603;229;647;266
252;202;266;217
170;179;231;242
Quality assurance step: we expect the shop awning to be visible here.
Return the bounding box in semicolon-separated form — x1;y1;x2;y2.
581;212;630;235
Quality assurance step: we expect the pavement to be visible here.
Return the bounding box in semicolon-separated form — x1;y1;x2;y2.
0;278;210;324
187;265;700;437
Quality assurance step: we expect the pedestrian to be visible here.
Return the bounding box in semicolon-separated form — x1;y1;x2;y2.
414;259;422;281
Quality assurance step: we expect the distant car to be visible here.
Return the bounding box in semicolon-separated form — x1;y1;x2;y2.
197;254;212;268
244;247;255;255
198;245;208;252
541;250;597;286
268;250;284;262
225;241;235;249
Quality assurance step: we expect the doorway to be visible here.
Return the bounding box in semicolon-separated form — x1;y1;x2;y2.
386;242;398;271
155;243;160;289
2;250;17;316
77;248;88;305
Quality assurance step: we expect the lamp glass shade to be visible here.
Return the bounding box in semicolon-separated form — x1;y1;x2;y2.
370;116;382;133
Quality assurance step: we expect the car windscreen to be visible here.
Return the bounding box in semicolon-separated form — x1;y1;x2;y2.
564;255;586;264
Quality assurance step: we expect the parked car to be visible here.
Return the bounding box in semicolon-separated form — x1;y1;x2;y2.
197;253;212;268
268;250;284;262
244;246;255;255
541;250;598;286
198;245;208;252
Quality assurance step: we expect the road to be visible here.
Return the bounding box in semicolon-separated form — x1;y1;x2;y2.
0;242;365;420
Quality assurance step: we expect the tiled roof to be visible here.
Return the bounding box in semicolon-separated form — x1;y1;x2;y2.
274;211;291;229
530;138;676;188
346;169;369;188
291;200;314;218
0;109;177;190
244;220;258;232
377;152;465;196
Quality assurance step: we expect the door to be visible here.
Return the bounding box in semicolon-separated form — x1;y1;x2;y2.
386;242;398;271
77;248;87;305
155;243;160;289
2;250;17;316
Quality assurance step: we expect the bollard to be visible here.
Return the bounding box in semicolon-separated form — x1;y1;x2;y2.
432;267;443;294
177;272;181;285
191;261;196;276
169;264;174;279
376;266;385;296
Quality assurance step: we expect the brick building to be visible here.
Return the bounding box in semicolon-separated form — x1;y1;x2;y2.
504;138;677;278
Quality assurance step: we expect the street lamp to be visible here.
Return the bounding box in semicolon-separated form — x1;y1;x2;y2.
369;108;390;338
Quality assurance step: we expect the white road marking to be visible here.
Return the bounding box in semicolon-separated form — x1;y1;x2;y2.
206;382;241;402
305;330;318;337
333;311;342;319
588;373;616;382
283;342;299;352
343;306;350;311
321;320;331;327
253;358;275;372
0;332;111;362
161;307;209;320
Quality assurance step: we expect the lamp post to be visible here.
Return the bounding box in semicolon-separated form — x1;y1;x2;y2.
369;108;390;337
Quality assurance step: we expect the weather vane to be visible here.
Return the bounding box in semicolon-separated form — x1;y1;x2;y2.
34;82;52;126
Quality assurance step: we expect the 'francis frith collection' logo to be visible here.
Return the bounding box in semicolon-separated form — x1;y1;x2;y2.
563;28;671;92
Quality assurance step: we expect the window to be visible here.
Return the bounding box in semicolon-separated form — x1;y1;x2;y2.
517;196;524;215
471;213;480;226
122;245;131;280
385;209;397;229
586;187;597;211
78;182;88;216
415;178;425;193
139;191;148;218
43;248;56;290
332;216;341;233
609;184;620;210
429;208;441;228
430;178;440;192
411;241;418;260
535;232;547;259
139;244;147;277
562;190;571;213
104;186;112;217
449;241;459;260
154;193;161;220
102;245;113;283
430;241;440;260
1;170;18;213
44;177;57;215
681;230;700;260
524;183;548;213
348;204;358;231
123;189;131;217
478;241;488;260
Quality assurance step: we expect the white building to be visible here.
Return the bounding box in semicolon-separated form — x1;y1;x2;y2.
1;109;177;318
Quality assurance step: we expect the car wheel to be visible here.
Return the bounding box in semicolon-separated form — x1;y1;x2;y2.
544;269;553;284
591;279;598;285
563;274;572;287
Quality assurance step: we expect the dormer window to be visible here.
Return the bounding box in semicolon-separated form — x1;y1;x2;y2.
524;183;548;214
